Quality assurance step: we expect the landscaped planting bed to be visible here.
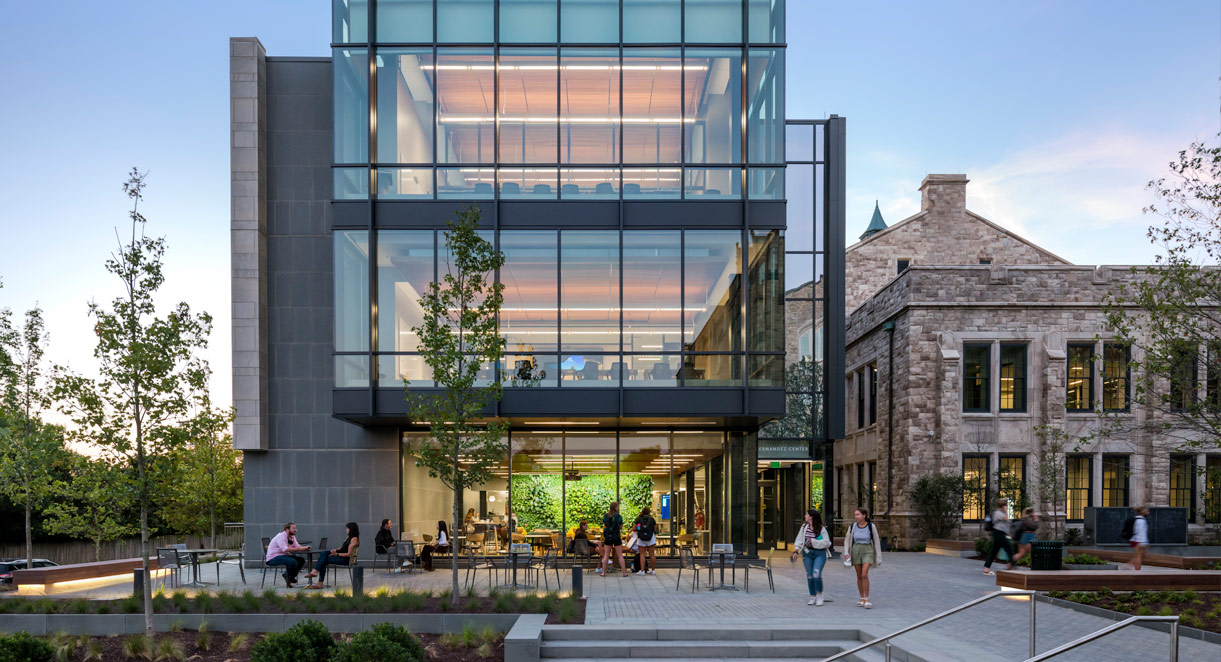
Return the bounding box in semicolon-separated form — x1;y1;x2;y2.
0;619;505;661
1047;588;1221;633
0;586;584;624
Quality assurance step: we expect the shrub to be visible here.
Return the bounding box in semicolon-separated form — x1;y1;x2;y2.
911;473;965;539
369;623;426;662
911;542;926;552
120;634;152;660
0;631;54;662
284;619;335;661
330;631;413;662
1063;554;1106;565
249;631;314;662
154;636;186;661
1064;528;1083;546
975;536;991;557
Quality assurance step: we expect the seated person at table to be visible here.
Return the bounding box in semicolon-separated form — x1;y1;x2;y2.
464;508;477;534
305;522;359;589
567;521;602;554
497;509;518;544
420;520;449;571
375;518;397;556
265;522;310;587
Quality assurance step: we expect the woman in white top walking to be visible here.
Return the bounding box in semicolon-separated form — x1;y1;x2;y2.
790;509;832;606
1129;506;1150;570
844;507;883;608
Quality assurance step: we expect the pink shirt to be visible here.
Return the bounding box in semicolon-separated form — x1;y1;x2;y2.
266;531;297;562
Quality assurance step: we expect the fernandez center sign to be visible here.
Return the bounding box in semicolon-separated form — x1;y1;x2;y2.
758;440;812;460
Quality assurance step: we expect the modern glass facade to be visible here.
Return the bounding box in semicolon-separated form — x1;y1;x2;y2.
323;0;842;555
331;0;784;201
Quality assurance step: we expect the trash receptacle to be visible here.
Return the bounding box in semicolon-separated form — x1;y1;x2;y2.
1030;540;1064;571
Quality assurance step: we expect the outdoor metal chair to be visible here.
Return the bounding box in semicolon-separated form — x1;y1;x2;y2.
675;548;708;592
743;547;775;593
374;538;404;573
326;546;360;587
532;548;562;591
464;548;498;590
399;540;418;574
155;547;184;590
216;548;246;585
572;538;595;568
259;537;291;589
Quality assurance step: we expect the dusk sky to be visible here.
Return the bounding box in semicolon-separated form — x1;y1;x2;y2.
1;1;1217;411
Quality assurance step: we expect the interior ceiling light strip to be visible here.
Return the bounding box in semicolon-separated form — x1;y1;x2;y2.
432;64;709;72
440;116;694;124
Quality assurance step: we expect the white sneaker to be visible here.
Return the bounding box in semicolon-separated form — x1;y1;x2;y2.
815;595;824;606
595;568;603;574
807;598;816;605
647;570;655;575
635;570;645;575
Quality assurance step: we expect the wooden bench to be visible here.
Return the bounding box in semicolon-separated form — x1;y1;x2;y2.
925;539;976;558
996;569;1221;592
1067;547;1219;570
14;557;161;596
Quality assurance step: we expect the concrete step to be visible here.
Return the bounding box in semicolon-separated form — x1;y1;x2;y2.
542;626;861;641
545;657;885;662
539;639;859;659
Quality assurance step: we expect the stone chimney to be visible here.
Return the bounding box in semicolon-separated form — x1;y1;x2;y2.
919;174;969;214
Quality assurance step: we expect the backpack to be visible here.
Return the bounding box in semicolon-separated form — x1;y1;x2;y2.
983;516;994;532
637;517;656;540
1121;516;1136;541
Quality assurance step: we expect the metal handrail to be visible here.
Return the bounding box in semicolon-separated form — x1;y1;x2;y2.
822;590;1037;662
1023;615;1179;661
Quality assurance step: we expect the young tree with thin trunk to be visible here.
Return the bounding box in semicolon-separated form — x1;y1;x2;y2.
1033;425;1070;541
0;304;68;572
54;169;212;636
405;207;506;604
163;396;241;549
45;455;136;562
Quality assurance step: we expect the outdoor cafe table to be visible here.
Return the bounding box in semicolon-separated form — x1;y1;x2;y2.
708;550;738;591
495;548;535;590
525;533;552;551
178;548;221;588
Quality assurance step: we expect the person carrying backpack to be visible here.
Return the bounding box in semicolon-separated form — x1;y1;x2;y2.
598;502;628;576
633;507;658;575
843;507;883;608
1125;506;1149;570
982;498;1016;576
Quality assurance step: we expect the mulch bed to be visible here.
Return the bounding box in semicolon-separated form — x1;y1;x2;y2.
1048;590;1221;634
60;630;504;661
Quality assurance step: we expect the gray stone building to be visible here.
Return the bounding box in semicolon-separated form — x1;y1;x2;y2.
838;174;1221;545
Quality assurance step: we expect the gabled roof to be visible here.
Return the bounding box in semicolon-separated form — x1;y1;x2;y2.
846;207;1073;265
859;201;887;240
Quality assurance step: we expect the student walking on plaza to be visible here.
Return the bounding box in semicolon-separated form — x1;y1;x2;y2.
790;509;832;606
633;507;659;575
844;507;883;608
982;498;1016;575
1011;508;1039;565
1127;506;1150;570
598;502;628;576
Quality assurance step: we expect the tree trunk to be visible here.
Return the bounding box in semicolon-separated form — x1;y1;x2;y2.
25;497;33;571
451;450;461;604
136;409;153;636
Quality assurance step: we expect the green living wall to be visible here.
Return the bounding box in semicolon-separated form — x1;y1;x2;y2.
510;474;654;532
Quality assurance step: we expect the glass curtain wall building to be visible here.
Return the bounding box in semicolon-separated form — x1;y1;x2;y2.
234;0;841;560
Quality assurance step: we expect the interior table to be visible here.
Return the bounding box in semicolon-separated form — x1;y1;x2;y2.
178;549;221;588
708;551;739;591
494;551;535;590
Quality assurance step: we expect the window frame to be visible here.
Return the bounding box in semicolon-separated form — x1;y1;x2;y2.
962;343;991;413
1170;344;1199;412
856;368;865;430
1066;454;1092;522
1169;455;1196;520
999;343;1027;412
867;362;878;426
896;258;911;275
998;454;1027;519
1103;342;1131;412
962;454;990;522
1066;343;1095;413
1207;455;1221;524
1101;454;1130;508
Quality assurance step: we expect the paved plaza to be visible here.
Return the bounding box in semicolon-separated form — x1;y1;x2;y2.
5;551;1217;661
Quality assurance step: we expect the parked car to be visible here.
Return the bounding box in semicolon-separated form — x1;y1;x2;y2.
0;559;58;583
